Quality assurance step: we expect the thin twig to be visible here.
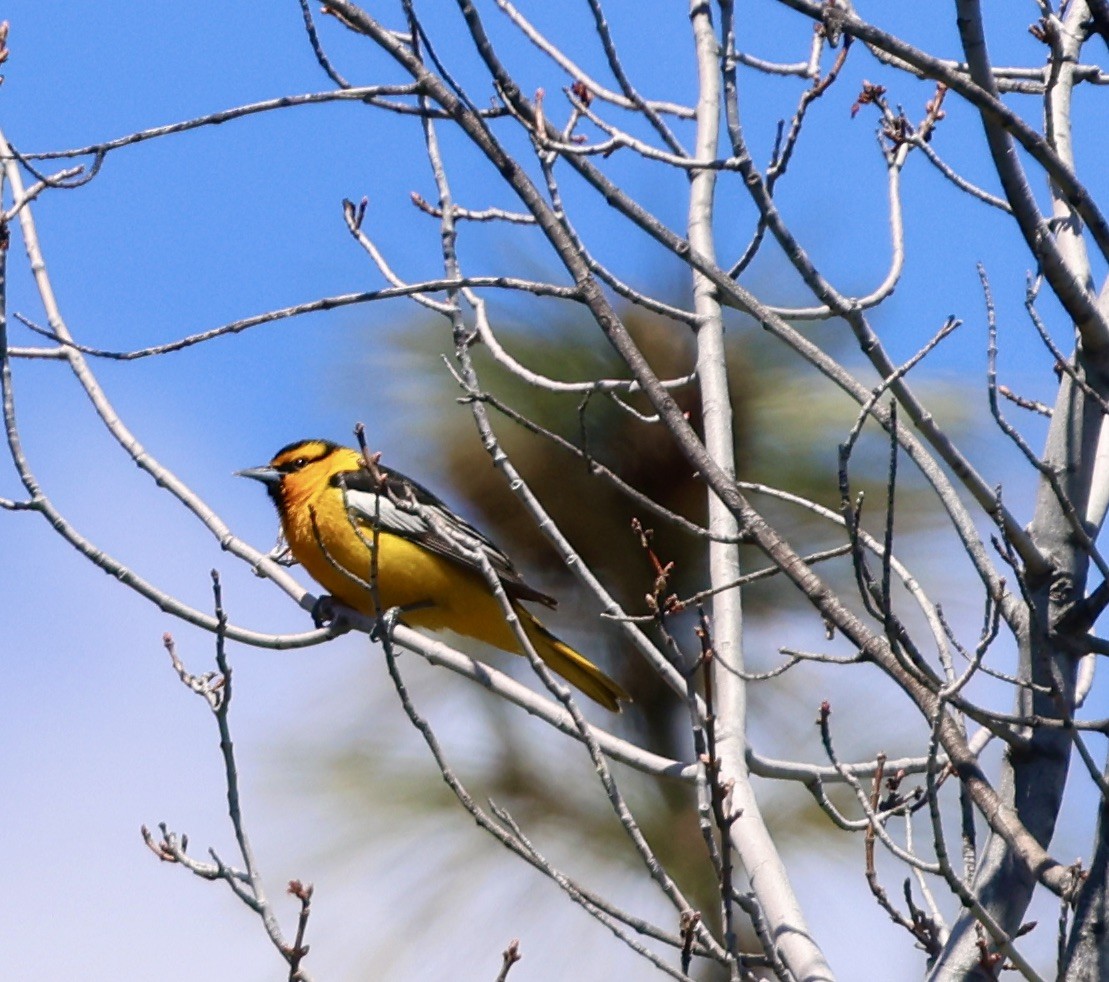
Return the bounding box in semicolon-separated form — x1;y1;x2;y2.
150;575;314;980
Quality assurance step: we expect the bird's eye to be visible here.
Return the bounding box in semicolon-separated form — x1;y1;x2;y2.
277;456;311;474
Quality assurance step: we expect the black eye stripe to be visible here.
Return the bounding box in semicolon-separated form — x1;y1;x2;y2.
275;451;326;473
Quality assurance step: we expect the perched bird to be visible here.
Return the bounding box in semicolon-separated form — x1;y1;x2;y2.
239;439;628;711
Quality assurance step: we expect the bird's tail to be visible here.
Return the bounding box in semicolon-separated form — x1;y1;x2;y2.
519;608;629;712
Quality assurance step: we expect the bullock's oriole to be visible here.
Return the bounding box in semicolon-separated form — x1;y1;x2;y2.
239;439;628;711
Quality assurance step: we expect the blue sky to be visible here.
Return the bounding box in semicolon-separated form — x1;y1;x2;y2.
2;2;1107;979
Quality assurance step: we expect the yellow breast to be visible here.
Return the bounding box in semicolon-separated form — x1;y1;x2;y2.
280;478;512;643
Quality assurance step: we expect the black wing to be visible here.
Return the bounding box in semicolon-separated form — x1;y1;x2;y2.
334;463;558;609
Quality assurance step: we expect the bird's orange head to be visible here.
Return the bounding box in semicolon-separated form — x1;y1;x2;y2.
237;439;364;511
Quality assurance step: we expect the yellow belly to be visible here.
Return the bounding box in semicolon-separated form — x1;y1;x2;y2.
282;493;521;651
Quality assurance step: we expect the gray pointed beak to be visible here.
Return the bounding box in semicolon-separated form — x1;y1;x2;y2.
236;465;282;487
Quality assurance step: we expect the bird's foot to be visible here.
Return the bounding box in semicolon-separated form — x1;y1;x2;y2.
311;595;343;629
371;605;405;643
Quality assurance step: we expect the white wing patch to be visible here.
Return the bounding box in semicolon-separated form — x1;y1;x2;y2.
343;488;429;538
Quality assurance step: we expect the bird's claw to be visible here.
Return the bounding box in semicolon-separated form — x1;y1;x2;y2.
311;595;340;629
371;605;404;643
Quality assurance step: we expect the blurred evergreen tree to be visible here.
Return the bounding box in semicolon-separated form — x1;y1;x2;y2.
293;296;963;976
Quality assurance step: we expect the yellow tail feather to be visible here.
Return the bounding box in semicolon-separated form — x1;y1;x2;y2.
520;608;629;712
